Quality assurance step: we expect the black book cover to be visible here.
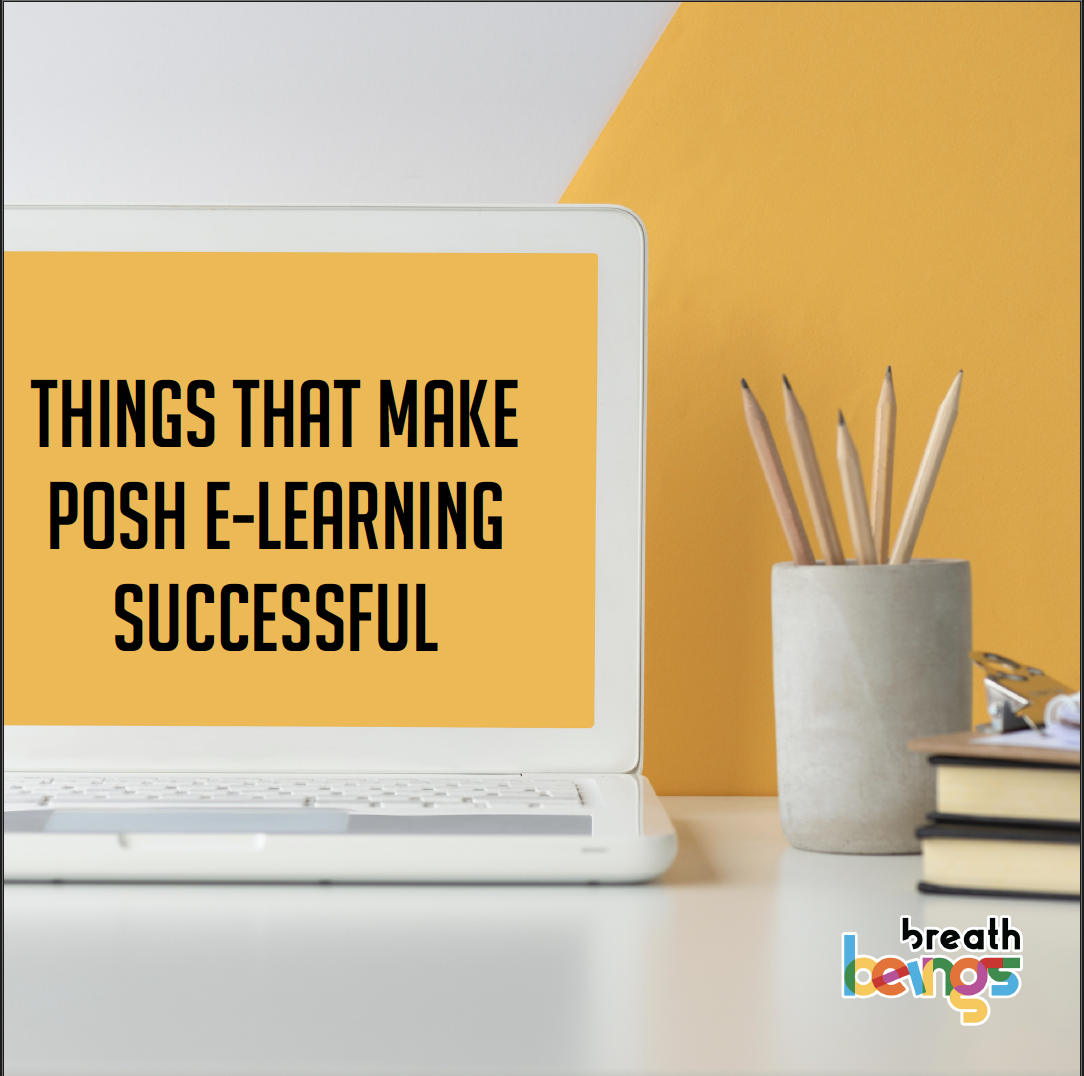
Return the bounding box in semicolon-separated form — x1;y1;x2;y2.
926;811;1080;832
917;882;1079;901
917;820;1080;843
929;754;1080;772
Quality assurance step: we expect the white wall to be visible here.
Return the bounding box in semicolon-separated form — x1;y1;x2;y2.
3;1;678;204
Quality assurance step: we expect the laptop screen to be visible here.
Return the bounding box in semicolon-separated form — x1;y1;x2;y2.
4;251;597;730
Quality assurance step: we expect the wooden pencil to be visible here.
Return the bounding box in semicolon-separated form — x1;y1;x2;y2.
870;366;897;564
741;380;815;565
836;412;878;565
890;371;963;564
782;375;845;565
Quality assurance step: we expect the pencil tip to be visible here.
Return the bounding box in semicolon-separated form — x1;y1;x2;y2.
837;410;845;426
885;365;892;379
740;378;749;390
782;374;791;391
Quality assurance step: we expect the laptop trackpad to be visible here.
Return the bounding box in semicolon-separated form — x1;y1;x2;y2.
11;811;592;836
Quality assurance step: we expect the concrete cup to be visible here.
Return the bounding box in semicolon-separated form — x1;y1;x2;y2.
771;559;972;854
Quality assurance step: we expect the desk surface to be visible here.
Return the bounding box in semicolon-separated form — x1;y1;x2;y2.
4;797;1079;1075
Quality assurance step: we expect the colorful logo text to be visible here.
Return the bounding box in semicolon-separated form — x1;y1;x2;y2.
842;917;1022;1025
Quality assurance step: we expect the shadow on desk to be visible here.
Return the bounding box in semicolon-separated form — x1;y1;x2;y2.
659;819;717;884
660;795;789;887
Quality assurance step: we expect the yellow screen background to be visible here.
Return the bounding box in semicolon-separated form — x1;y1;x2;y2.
4;252;598;727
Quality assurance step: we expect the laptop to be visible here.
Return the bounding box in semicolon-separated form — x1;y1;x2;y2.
3;205;676;882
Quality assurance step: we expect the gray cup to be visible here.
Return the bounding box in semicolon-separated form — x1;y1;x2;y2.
771;559;971;854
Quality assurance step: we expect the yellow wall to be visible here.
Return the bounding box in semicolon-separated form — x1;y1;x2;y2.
563;2;1080;794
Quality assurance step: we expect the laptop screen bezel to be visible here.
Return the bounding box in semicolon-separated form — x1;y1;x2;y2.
3;205;645;774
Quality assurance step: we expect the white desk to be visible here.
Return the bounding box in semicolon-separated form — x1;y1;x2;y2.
4;797;1079;1074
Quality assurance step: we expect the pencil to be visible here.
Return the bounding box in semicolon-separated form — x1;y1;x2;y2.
870;367;896;564
741;380;815;565
836;412;878;565
782;375;845;565
889;371;963;565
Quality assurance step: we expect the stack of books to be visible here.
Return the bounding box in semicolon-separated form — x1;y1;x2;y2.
908;730;1080;899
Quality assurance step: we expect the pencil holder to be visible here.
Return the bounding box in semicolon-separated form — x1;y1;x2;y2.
772;559;971;854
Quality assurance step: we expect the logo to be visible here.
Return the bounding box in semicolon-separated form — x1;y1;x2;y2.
842;916;1022;1025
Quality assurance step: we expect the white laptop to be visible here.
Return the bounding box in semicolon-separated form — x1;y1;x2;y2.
3;205;676;882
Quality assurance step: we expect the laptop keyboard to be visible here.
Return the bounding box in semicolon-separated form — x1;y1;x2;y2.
4;774;584;813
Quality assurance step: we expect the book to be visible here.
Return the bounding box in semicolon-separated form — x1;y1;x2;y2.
910;730;1080;899
928;755;1079;828
917;821;1080;900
